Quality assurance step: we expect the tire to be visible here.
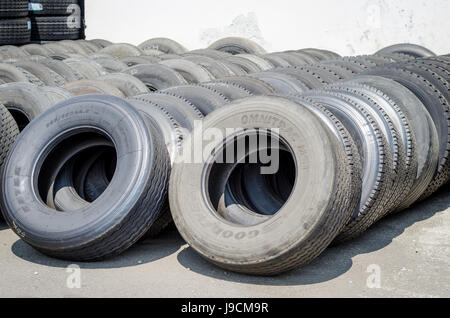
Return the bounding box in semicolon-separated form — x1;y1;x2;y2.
50;98;179;238
183;49;231;59
30;16;80;41
274;66;327;89
348;75;439;210
28;0;79;16
163;85;230;115
211;76;275;95
362;66;449;199
0;0;28;18
89;39;113;49
250;71;309;95
35;57;84;82
0;63;44;86
63;58;107;79
325;84;411;215
40;86;74;104
181;55;236;79
20;43;53;57
98;73;150;97
13;60;66;86
376;43;436;58
303;90;394;242
1;94;171;261
63;79;125;98
222;56;263;74
57;40;90;56
159;59;215;83
208;37;266;55
0;82;62;131
91;55;128;73
0;45;30;59
127;98;184;162
169;95;352;275
98;43;144;59
138;37;187;55
0;103;19;181
235;54;274;71
120;56;161;67
200;82;253;101
122;64;188;91
0;18;31;45
131;92;203;131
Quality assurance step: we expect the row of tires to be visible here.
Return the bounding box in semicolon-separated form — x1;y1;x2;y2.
0;38;448;275
0;0;82;44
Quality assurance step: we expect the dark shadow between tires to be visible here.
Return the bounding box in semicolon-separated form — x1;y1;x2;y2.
11;227;184;269
176;185;449;286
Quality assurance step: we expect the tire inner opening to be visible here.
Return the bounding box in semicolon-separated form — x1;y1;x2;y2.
204;130;297;226
36;130;117;211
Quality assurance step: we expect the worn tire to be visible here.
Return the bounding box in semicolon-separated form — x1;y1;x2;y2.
1;95;171;261
169;95;352;275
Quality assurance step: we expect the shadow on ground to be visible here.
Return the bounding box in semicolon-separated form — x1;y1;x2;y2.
11;227;185;269
176;186;449;286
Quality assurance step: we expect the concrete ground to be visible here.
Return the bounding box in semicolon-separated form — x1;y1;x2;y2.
0;186;448;298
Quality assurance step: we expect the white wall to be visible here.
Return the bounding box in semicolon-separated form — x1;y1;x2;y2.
85;0;450;56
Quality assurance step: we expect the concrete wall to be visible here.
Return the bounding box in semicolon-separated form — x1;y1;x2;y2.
85;0;450;56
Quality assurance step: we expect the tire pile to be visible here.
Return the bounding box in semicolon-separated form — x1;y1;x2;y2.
0;0;82;45
0;37;448;276
0;0;30;45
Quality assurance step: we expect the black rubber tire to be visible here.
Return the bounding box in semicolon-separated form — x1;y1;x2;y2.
91;55;128;73
303;91;394;242
235;54;274;71
324;84;410;215
183;48;231;59
120;56;161;67
29;0;79;16
0;103;19;183
0;82;61;131
30;16;80;41
362;66;450;198
20;43;53;57
159;59;215;83
182;55;236;79
250;71;309;95
89;39;113;49
348;75;439;210
131;92;203;131
208;37;266;55
13;60;66;86
211;76;275;95
122;64;188;91
0;18;30;45
0;63;44;86
376;43;436;58
169;95;352;275
1;94;171;261
127;98;184;162
274;66;327;89
200;82;253;101
222;56;263;74
163;85;230;115
63;79;125;98
138;37;187;55
35;57;83;82
98;73;150;97
98;43;143;59
0;0;28;18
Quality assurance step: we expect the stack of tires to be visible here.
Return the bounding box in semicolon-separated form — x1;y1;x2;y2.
0;0;30;45
29;0;82;41
0;37;448;276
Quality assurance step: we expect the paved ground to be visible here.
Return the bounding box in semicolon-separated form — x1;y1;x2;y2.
0;186;448;298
